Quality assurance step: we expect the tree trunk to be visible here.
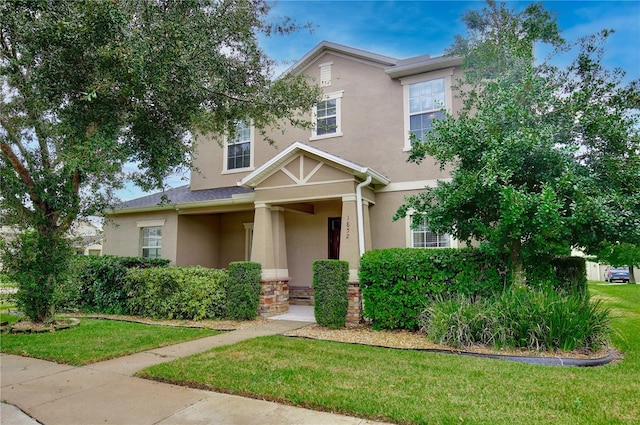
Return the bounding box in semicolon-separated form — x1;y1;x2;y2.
511;241;526;287
630;266;636;284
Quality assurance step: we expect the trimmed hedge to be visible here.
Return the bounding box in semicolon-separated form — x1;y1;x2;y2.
226;262;262;320
359;248;509;330
124;266;227;320
58;255;169;313
313;260;349;329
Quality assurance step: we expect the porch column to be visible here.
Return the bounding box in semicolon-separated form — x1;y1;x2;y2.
251;203;275;275
271;206;288;275
252;203;290;317
340;195;360;282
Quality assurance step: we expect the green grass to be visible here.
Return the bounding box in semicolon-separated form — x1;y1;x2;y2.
138;282;640;425
0;319;220;365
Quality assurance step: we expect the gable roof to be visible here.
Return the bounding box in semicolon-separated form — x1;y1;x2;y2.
284;41;398;76
239;142;390;188
283;40;463;81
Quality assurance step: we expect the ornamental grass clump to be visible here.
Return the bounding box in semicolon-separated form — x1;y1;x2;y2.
421;286;611;352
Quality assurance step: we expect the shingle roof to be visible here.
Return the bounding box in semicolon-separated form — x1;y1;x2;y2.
120;185;254;209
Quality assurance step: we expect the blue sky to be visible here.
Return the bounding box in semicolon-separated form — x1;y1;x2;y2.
116;0;639;201
261;0;639;80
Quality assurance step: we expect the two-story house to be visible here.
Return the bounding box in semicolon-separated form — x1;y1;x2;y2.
103;41;464;318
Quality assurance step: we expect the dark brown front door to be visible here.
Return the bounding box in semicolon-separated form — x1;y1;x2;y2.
328;217;341;259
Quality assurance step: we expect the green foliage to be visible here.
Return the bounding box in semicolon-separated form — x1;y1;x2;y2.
225;262;262;320
1;230;71;322
359;248;509;330
396;1;640;286
124;266;228;320
58;255;169;314
312;260;349;329
552;256;587;295
423;286;610;351
0;0;320;323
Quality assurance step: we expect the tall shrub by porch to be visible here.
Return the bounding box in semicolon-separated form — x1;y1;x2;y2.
226;262;262;320
313;260;349;328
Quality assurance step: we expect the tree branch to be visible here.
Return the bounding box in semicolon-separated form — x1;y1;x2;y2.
0;142;44;210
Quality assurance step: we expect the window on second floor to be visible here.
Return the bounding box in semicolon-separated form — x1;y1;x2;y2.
402;69;453;151
409;78;446;142
225;120;253;172
311;91;343;140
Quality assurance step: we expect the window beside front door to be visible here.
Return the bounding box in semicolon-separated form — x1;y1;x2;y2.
408;215;451;248
328;217;341;259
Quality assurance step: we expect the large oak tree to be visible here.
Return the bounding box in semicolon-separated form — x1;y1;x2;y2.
396;1;640;286
0;0;320;321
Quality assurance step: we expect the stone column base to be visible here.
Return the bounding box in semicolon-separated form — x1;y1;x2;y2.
347;281;362;326
258;278;290;317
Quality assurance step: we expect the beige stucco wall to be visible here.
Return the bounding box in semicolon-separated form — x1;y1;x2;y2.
219;210;256;267
103;211;179;263
284;200;342;287
190;51;463;192
176;215;221;267
368;191;417;249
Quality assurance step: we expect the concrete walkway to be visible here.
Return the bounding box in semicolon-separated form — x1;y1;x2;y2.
1;320;388;425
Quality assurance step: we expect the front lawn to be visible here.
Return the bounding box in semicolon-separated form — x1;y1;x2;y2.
137;283;640;425
0;318;220;365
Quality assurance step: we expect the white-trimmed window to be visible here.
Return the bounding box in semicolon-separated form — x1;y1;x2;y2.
402;69;454;151
311;91;343;140
407;215;451;249
141;226;162;258
409;78;445;141
224;120;253;172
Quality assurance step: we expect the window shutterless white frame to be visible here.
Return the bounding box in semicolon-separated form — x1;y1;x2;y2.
401;68;454;151
141;226;163;258
405;214;453;249
223;120;254;173
311;90;344;141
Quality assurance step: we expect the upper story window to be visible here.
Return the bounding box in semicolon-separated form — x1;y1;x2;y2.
409;78;445;142
311;91;344;140
225;120;253;172
402;69;454;151
407;214;451;249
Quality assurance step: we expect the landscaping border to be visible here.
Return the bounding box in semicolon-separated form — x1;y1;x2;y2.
280;334;616;367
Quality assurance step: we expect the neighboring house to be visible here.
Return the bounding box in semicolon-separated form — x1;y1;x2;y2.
0;219;103;268
70;219;103;256
103;41;465;319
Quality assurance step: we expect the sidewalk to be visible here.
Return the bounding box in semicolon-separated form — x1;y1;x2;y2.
1;320;388;425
